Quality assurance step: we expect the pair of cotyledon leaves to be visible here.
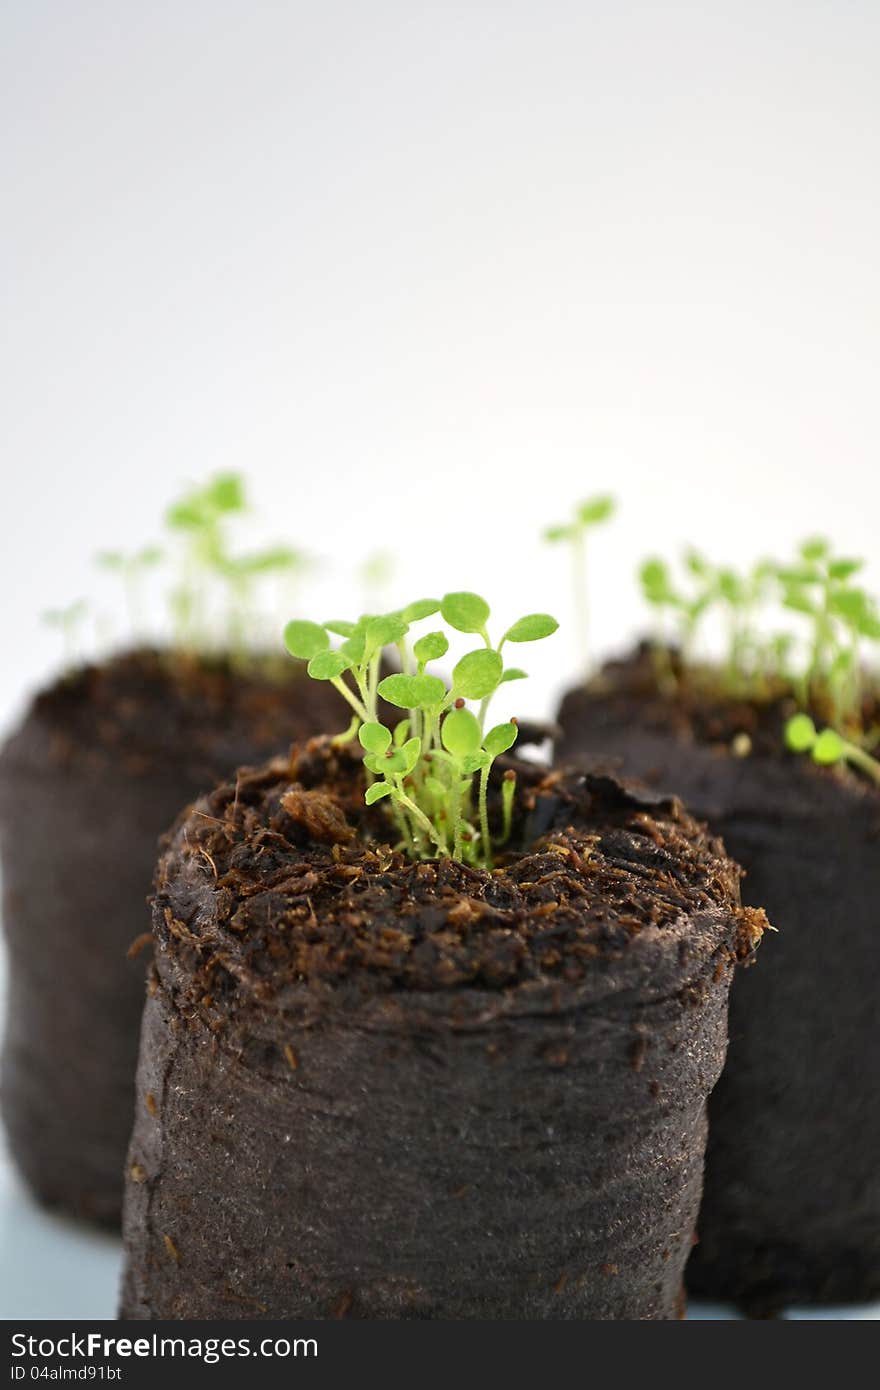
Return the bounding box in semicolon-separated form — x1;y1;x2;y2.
543;495;615;544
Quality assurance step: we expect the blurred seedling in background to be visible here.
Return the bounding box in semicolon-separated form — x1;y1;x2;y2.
639;551;776;695
785;712;880;786
166;472;312;659
360;551;396;611
636;531;880;783
639;551;715;688
284;592;558;867
96;546;163;638
544;496;615;677
713;559;777;693
43;600;90;670
778;538;880;732
218;545;312;667
165;472;248;647
43;472;315;675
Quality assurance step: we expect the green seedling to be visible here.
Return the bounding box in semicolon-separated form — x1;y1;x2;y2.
785;713;880;786
43;600;90;668
284;592;558;867
219;545;312;665
639;550;715;669
639;551;775;692
636;532;879;784
96;546;163;636
544;496;615;676
779;538;880;729
166;473;310;656
713;558;776;694
44;473;314;676
166;473;248;646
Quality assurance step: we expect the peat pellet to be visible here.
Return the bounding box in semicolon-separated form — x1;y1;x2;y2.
120;741;763;1320
0;649;342;1227
556;646;880;1314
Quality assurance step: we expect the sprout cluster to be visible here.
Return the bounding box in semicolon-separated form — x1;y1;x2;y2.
284;593;558;866
637;537;880;782
639;552;778;693
44;473;313;669
165;474;310;659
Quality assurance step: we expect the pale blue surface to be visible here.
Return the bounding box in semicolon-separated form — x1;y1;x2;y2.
0;1150;122;1320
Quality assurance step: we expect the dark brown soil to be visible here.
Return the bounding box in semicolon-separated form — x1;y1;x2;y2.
556;644;880;1314
0;648;345;1227
120;740;763;1320
18;648;342;782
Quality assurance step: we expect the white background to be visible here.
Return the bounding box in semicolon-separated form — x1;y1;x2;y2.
1;0;878;1319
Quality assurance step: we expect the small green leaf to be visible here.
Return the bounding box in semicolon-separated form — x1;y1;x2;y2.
461;751;491;773
828;589;868;625
785;713;817;753
543;524;572;543
324;619;358;637
799;537;830;563
413;631;449;664
237;545;302;574
828;558;864;582
484;721;518;756
208;473;246;513
639;557;673;604
307;650;351;681
166;500;205;529
378;673;447;709
782;590;816;617
502;613;559;644
393;718;411;746
402;598;441;622
43;599;87;627
718;571;744;605
684;549;710;578
399;736;421;776
812;729;845;765
577;495;615;526
452;649;503;700
500;667;527;683
382;746;412;774
441;707;483;758
777;566;821;585
284;620;330;660
365;782;393;805
341;629;368;664
441;591;490;633
359;722;392;754
366;614;409;651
